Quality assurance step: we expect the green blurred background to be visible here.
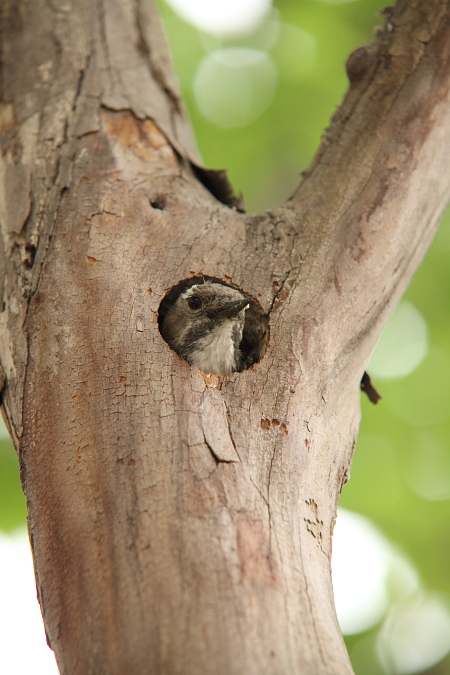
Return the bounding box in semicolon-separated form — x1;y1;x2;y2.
2;0;450;673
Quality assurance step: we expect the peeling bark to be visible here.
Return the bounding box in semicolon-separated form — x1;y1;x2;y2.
1;0;450;674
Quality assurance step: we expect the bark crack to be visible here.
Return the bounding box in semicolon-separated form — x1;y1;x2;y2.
266;443;276;559
223;401;241;461
21;52;90;413
98;0;116;91
303;575;328;669
132;0;182;116
268;265;302;314
202;431;238;466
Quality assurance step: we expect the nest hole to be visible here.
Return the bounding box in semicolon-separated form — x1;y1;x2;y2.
150;194;166;210
158;276;269;373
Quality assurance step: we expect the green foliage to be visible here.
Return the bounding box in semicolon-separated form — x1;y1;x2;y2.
159;0;384;211
0;434;27;531
343;212;450;595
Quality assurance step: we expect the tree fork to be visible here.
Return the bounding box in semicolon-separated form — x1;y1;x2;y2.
1;1;450;673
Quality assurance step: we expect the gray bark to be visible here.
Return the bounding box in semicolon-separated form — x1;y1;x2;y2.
1;0;450;673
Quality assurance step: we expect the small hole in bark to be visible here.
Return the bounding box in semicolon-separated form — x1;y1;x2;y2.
158;276;269;376
150;195;166;210
23;244;36;269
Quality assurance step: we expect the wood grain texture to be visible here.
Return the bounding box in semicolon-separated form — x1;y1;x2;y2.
2;0;450;673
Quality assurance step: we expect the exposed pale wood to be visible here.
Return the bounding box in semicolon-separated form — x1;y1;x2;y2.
1;0;450;673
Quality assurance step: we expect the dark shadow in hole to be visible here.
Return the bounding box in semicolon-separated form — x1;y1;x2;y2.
23;244;36;269
150;195;166;210
158;276;269;372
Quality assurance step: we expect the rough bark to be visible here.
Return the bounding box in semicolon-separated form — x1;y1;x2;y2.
1;0;450;673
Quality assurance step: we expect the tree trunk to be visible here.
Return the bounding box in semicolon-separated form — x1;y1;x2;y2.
1;0;450;673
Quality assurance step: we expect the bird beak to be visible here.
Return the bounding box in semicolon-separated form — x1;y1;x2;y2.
207;299;250;320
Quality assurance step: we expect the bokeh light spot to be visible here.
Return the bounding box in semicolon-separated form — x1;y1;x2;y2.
386;347;450;426
272;22;316;77
406;429;450;501
368;301;428;380
0;531;59;674
332;510;421;637
332;509;390;635
163;0;272;36
193;48;277;128
377;593;450;674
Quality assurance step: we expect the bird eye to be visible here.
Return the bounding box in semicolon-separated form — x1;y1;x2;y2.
187;295;202;310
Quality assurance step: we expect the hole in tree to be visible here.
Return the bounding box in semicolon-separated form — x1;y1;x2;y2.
23;243;36;269
150;195;166;210
158;276;269;376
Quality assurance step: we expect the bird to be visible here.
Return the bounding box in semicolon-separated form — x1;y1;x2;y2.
160;282;250;376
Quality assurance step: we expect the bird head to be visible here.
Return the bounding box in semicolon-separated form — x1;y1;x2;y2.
160;281;250;375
